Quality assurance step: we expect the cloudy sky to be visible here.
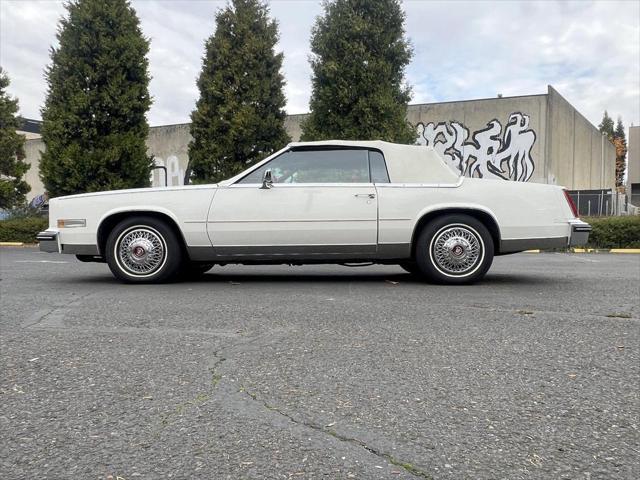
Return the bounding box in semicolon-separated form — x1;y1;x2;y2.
1;0;638;129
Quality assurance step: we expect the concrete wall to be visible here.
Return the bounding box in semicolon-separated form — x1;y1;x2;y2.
628;126;640;205
284;114;307;143
408;94;546;183
23;137;45;199
21;86;616;198
147;123;191;187
546;86;615;190
285;86;615;189
628;126;640;185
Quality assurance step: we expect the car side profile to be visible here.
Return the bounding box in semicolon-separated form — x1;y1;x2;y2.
37;140;591;284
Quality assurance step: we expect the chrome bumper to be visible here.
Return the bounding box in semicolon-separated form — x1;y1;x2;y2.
569;221;592;247
37;231;59;253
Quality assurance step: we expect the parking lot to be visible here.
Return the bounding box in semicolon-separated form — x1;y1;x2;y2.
1;247;638;479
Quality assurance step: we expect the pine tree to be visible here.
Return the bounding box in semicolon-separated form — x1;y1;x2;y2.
613;117;627;187
40;0;152;198
301;0;415;143
188;0;289;184
0;68;30;210
598;111;615;139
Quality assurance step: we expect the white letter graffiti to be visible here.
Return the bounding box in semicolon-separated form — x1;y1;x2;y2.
151;155;185;187
416;112;537;182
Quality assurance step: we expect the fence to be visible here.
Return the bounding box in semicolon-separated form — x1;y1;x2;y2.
567;189;632;216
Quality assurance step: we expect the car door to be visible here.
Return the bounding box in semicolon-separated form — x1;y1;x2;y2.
207;148;378;257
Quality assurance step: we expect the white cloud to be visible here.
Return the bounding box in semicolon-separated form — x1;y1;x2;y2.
0;0;638;129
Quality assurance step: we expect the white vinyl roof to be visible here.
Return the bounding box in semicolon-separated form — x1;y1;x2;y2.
288;140;461;184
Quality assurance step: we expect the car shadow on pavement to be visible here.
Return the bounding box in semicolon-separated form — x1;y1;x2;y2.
57;271;550;286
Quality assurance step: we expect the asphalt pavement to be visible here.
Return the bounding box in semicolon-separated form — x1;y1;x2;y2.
1;247;638;479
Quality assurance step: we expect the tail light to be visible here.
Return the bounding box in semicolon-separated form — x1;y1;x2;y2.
563;189;579;218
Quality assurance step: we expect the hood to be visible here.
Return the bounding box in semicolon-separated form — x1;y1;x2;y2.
53;184;218;202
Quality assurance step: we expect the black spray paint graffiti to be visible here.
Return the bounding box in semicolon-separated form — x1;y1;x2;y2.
416;112;537;181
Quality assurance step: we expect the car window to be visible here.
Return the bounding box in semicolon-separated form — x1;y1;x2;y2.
238;149;370;184
369;150;390;183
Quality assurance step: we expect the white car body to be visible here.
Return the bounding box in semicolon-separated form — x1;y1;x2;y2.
38;140;590;282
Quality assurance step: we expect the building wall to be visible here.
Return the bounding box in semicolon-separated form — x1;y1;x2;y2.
628;126;640;205
408;94;547;184
23;137;45;199
284;86;615;190
21;86;616;199
546;86;615;190
147;123;190;187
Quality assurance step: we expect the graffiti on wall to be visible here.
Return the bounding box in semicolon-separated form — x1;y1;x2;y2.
151;155;185;187
416;112;537;182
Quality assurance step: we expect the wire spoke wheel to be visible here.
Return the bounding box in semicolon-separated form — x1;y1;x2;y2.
429;224;483;277
115;226;167;277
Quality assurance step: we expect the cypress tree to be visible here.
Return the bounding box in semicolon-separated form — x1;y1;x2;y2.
40;0;152;197
613;117;627;187
301;0;415;143
0;68;30;209
598;111;615;139
188;0;289;184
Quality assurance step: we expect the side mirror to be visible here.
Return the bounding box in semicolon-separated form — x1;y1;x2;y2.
260;169;273;189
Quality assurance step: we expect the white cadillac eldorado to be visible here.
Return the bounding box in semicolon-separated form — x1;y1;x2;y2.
37;140;591;284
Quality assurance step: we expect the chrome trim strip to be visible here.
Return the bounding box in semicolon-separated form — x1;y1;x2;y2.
228;183;376;188
374;178;464;188
211;245;377;254
36;232;57;241
61;244;100;255
187;243;411;262
207;219;376;224
500;237;568;253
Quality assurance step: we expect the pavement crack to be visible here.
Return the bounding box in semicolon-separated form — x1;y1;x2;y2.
238;386;433;480
22;292;94;329
152;352;226;436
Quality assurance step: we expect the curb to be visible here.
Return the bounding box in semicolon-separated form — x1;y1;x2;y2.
0;242;38;247
522;248;640;254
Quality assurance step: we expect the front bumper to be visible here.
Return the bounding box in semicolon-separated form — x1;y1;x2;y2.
37;230;59;253
569;220;591;246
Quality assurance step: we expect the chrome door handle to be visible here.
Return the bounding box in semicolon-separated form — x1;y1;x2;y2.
354;194;376;199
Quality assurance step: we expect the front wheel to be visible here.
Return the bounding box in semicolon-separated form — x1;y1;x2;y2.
415;214;494;284
105;216;184;283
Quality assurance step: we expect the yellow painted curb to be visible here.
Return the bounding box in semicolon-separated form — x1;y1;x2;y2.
524;249;540;253
610;249;640;254
0;242;24;246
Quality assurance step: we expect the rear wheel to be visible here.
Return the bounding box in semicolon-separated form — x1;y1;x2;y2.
105;216;183;283
415;214;494;284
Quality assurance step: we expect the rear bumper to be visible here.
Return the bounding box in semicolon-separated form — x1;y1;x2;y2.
499;220;592;253
37;230;59;253
569;220;591;247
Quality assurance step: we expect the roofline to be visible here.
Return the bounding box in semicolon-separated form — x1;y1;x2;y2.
407;92;548;109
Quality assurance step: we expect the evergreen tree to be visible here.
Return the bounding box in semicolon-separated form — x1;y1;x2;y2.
40;0;152;197
188;0;289;184
598;110;614;139
301;0;415;143
0;68;30;209
613;117;627;187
